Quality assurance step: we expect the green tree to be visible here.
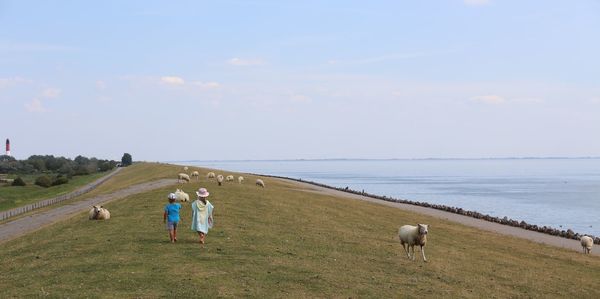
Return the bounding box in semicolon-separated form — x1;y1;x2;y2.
121;153;132;166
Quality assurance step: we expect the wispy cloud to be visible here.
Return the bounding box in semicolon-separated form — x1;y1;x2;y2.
160;76;185;85
0;77;30;89
97;96;112;102
192;81;221;89
328;49;458;66
42;88;61;98
24;99;46;112
471;95;544;105
464;0;491;6
0;41;77;52
511;97;544;104
290;94;311;103
227;57;265;66
96;80;107;90
471;95;506;104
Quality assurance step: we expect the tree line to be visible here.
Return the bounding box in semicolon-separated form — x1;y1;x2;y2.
0;155;119;176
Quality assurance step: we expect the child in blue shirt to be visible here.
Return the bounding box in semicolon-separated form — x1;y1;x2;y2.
163;193;181;243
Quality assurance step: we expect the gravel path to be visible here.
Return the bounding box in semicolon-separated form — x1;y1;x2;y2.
0;179;177;244
285;178;599;256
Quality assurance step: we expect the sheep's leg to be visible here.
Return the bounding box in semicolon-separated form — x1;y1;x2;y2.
410;245;415;260
421;245;427;262
401;243;410;259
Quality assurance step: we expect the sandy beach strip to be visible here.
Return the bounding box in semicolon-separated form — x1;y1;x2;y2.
283;178;599;256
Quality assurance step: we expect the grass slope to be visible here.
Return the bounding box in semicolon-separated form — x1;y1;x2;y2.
0;172;108;211
0;163;598;298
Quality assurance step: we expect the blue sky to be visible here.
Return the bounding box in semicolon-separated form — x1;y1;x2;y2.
1;0;599;161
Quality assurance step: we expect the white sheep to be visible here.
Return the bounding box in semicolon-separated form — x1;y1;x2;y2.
175;189;190;202
238;176;244;184
183;166;189;171
217;175;224;186
88;205;111;220
256;179;265;188
581;235;593;254
226;175;234;182
398;224;428;262
178;173;190;183
191;171;200;180
207;172;216;179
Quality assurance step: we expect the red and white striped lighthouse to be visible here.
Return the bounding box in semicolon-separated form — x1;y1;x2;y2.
5;139;10;156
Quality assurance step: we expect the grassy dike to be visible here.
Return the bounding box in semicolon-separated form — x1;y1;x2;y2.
0;163;598;298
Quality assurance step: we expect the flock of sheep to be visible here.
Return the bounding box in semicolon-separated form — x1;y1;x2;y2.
86;165;595;260
178;171;265;188
88;168;265;222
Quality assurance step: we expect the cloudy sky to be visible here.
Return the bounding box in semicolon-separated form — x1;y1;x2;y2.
1;0;599;161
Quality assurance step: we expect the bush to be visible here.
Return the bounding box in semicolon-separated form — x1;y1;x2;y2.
52;175;69;186
35;175;53;188
11;177;26;186
121;153;132;167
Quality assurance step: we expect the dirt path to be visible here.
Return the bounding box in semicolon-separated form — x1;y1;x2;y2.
284;178;599;256
0;179;177;244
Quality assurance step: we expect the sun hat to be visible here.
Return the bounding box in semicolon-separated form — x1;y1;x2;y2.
168;193;177;200
196;188;210;198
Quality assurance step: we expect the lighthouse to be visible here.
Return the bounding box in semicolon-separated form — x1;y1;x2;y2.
5;139;10;156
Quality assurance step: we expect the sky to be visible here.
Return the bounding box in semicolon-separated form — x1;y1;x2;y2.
1;0;599;161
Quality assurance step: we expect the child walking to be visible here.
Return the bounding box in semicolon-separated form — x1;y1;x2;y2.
163;193;181;243
191;188;214;247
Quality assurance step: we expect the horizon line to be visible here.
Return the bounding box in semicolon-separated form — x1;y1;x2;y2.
166;156;600;163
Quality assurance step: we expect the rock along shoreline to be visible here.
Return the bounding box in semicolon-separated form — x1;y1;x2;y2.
255;173;600;245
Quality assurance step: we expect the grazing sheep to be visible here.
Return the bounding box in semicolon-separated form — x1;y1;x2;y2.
581;235;593;254
256;179;265;188
175;189;190;202
398;224;428;262
191;171;200;180
178;173;190;183
207;172;216;179
226;175;234;182
183;166;189;171
238;176;244;184
88;205;110;220
217;175;224;186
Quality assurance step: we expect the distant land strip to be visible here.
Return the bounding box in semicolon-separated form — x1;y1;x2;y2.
170;156;600;163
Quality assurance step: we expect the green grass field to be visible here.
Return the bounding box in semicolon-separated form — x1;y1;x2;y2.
0;163;599;298
0;172;109;211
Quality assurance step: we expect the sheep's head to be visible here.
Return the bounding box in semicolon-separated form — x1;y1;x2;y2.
418;224;429;235
92;205;101;213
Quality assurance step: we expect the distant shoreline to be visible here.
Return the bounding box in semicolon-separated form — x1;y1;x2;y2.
169;156;600;163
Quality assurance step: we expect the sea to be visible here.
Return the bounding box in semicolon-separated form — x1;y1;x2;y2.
181;159;600;236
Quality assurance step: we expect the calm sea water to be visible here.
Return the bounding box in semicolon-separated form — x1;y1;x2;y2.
182;159;600;236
